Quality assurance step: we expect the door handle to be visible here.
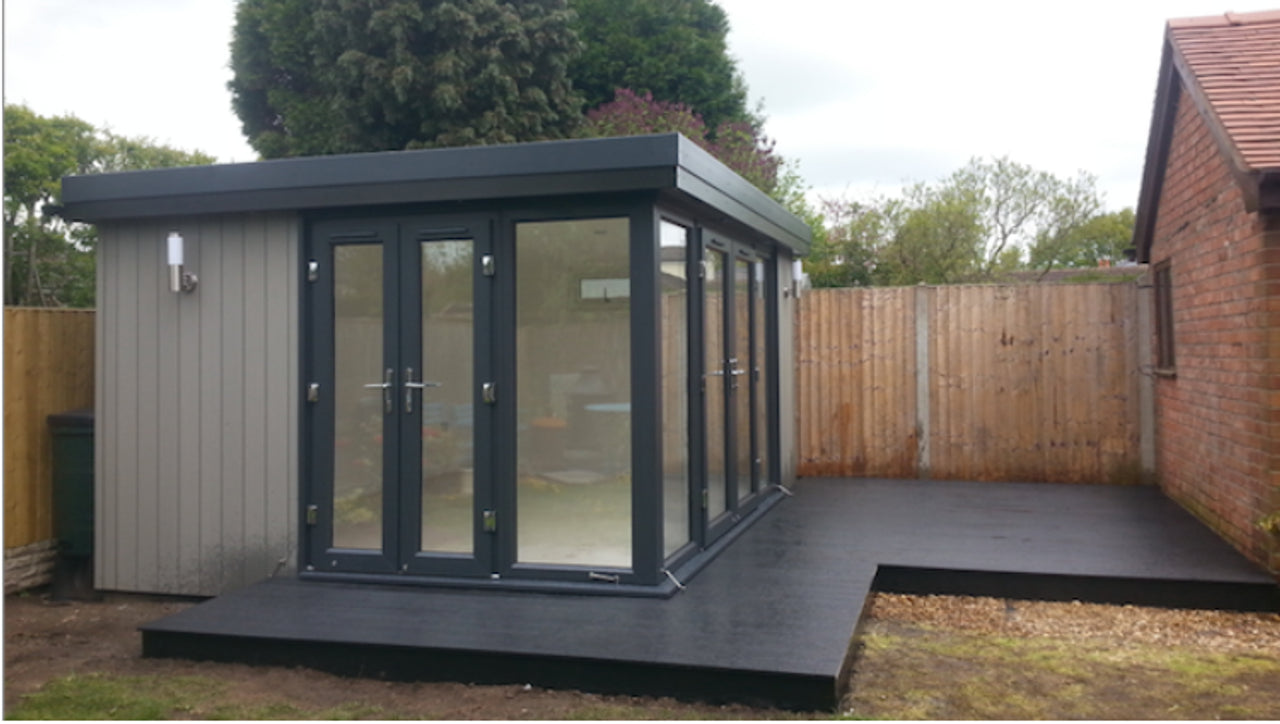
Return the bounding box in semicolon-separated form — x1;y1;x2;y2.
363;368;394;414
403;367;442;413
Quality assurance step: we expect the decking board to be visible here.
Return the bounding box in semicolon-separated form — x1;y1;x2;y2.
140;479;1278;711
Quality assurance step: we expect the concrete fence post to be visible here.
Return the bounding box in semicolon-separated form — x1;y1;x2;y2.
915;285;933;479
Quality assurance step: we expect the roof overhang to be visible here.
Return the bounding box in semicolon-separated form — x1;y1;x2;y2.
60;133;811;255
1132;27;1280;263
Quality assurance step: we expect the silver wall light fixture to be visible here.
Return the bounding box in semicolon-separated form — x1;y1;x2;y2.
167;231;198;293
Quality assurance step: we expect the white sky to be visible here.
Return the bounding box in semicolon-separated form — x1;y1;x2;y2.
5;0;1278;212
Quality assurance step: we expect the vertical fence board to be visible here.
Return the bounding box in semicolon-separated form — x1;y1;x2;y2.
3;308;96;549
796;283;1141;483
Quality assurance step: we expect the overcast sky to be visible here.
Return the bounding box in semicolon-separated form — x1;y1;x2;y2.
5;1;1277;212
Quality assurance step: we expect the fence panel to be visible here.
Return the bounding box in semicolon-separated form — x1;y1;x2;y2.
796;284;1141;483
4;308;95;549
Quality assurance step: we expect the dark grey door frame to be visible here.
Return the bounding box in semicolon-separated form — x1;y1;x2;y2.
701;233;772;546
303;213;494;579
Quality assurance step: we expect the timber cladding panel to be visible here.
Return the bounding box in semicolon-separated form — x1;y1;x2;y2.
96;213;299;596
3;308;95;551
1148;84;1279;573
795;284;1141;484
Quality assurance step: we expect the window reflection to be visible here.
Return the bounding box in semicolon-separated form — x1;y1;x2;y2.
660;220;691;557
516;218;631;568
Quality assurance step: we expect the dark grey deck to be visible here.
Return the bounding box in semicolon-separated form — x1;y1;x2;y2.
140;479;1278;711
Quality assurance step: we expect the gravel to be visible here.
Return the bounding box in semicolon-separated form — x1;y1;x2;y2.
867;592;1280;655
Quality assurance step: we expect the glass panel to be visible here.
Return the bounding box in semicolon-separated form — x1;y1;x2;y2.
332;244;384;550
734;258;752;502
419;240;474;554
754;260;771;489
705;249;727;519
516;218;631;568
747;262;768;493
660;221;690;557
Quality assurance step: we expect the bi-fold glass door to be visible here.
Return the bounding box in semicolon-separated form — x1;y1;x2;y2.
703;239;771;544
307;215;493;577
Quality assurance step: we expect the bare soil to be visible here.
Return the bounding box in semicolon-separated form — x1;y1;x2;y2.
5;587;1279;719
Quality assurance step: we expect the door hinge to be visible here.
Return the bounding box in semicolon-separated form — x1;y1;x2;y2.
306;504;318;526
306;382;320;403
698;259;707;279
701;488;709;510
307;260;319;282
482;381;497;404
482;509;497;533
482;254;495;277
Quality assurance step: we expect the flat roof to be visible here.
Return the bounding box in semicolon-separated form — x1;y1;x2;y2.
60;133;811;255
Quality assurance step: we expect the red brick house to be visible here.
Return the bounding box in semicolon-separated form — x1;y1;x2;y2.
1133;10;1280;574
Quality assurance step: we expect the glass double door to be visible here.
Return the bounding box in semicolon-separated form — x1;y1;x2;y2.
308;215;493;577
702;243;771;543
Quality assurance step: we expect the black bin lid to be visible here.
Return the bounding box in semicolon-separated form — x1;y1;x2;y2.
47;409;94;428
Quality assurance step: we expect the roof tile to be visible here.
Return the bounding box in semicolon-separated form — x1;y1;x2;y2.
1168;10;1280;171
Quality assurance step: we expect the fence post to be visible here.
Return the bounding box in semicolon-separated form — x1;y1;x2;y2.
1136;274;1157;482
915;285;932;479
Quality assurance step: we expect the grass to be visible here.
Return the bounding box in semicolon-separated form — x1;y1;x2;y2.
6;674;390;721
12;621;1279;720
846;625;1280;720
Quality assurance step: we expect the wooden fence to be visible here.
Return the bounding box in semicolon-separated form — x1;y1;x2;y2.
795;284;1144;483
1;284;1143;571
4;307;95;550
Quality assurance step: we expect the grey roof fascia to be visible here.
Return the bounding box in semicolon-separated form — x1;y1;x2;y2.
61;132;811;254
63;167;678;222
63;134;678;216
670;135;811;254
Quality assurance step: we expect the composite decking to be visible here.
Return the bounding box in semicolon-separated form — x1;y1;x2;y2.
140;478;1278;711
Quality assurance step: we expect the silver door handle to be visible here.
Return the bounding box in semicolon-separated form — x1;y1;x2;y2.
363;368;394;414
403;367;442;413
729;368;747;376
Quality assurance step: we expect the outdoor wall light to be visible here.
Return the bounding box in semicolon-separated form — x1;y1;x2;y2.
167;231;198;293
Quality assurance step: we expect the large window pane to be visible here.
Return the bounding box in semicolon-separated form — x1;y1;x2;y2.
734;258;751;502
660;221;691;557
419;240;474;554
754;261;771;489
516;218;631;568
705;249;727;519
332;244;383;550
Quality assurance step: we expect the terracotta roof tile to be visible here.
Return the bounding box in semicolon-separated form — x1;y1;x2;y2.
1168;10;1280;171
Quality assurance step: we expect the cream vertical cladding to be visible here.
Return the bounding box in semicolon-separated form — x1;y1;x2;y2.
113;222;142;591
776;250;797;486
94;223;114;591
156;220;183;592
95;212;300;596
134;220;164;590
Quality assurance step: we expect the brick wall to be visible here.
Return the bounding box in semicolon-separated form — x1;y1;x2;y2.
1149;84;1280;573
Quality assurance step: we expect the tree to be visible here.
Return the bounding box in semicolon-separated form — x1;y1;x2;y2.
3;104;213;307
804;197;896;288
877;180;987;285
942;157;1100;278
567;0;751;133
583;88;780;193
229;0;584;158
813;157;1108;287
1029;208;1135;273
